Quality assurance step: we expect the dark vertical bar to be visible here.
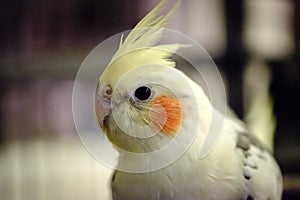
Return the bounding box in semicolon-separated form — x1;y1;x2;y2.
271;1;300;176
225;0;245;57
0;0;27;54
223;0;247;118
0;0;26;144
0;79;9;144
294;0;300;59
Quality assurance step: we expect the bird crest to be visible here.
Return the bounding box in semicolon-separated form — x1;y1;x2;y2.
100;0;184;87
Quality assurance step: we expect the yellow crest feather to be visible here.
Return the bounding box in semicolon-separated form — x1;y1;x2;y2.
100;0;184;87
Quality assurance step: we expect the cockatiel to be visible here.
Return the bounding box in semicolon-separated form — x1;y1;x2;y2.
95;0;283;199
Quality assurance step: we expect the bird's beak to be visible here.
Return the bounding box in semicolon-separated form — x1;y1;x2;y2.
95;94;112;129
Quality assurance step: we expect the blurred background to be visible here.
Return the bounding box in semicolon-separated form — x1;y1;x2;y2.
0;0;299;199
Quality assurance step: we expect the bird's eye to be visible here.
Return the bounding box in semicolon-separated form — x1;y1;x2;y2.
134;86;152;101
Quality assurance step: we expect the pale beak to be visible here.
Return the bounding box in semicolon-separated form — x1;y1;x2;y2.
95;94;112;129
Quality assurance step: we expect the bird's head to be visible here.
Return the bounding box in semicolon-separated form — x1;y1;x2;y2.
95;0;211;153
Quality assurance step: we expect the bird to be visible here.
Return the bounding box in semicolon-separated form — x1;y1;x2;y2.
95;0;283;199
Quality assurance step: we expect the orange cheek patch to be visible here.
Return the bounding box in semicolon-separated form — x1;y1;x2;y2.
150;95;182;135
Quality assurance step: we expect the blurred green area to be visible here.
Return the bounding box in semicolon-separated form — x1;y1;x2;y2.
0;139;113;200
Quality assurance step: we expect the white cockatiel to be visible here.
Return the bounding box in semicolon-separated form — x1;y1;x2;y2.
95;0;283;199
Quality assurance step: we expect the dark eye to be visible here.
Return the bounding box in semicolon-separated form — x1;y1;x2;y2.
134;86;152;101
